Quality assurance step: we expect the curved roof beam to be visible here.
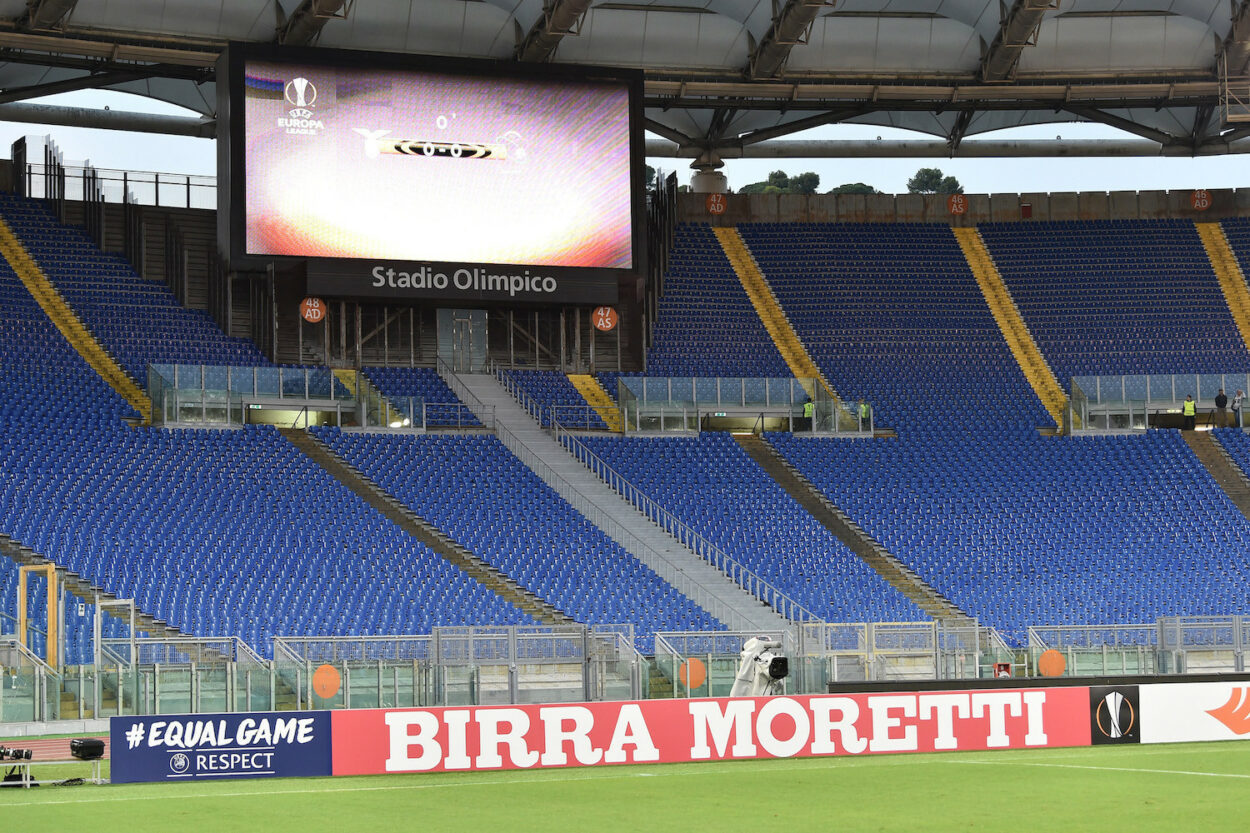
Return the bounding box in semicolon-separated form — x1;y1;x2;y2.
1062;104;1178;145
644;136;1250;156
18;0;78;31
515;0;592;62
981;0;1054;82
748;0;830;79
0;69;144;104
278;0;350;47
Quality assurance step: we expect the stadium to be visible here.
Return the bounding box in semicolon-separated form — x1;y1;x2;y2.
0;0;1249;829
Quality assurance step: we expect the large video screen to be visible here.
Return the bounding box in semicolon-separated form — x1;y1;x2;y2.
233;49;637;274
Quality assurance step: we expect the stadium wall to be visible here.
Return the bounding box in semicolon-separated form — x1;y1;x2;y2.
683;188;1250;225
108;676;1250;783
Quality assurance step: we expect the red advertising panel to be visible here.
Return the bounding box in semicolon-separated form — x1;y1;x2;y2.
332;687;1091;775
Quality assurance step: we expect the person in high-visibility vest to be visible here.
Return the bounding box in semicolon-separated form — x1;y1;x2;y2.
858;398;871;431
1182;394;1197;431
801;399;814;432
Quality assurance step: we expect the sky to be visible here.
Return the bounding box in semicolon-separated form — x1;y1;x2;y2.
5;89;1249;196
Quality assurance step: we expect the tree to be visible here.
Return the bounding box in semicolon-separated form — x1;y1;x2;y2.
737;170;821;195
907;167;963;194
788;171;821;195
644;164;656;190
829;182;880;195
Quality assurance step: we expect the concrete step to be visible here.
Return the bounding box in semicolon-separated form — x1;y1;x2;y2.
1182;431;1250;519
0;533;194;650
734;434;974;625
449;371;792;635
277;427;571;625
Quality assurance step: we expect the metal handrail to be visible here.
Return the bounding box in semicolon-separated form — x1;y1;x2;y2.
494;367;545;422
435;356;496;428
0;637;60;678
492;419;747;630
551;423;819;624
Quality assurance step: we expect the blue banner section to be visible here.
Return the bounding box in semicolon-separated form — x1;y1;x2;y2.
110;711;332;784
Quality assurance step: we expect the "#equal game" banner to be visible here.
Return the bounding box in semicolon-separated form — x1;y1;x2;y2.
109;681;1250;783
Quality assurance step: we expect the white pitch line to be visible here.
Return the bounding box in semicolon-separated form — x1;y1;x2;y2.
951;760;1250;779
0;754;948;808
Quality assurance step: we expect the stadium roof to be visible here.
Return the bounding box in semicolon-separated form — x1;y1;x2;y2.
0;0;1246;163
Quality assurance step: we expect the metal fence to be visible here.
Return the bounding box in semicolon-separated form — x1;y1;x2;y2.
22;160;215;209
794;621;1012;684
10;616;1250;723
1028;617;1250;676
270;626;643;709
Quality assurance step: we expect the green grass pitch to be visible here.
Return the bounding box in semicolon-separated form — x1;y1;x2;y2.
1;741;1247;832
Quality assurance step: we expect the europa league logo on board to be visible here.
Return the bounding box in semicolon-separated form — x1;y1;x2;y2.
284;77;317;109
280;77;324;136
1089;686;1141;745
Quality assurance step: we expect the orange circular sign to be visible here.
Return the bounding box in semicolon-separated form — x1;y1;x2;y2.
1037;649;1066;678
592;306;618;332
679;657;707;690
947;194;968;215
312;663;342;698
300;296;326;323
706;193;726;215
1191;189;1212;211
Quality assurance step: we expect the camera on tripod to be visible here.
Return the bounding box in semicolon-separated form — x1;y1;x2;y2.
0;747;33;761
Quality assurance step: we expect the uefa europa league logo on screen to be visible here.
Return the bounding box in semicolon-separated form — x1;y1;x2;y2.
285;77;317;109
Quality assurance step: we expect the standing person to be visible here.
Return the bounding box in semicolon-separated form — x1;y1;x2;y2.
858;398;871;431
1182;394;1197;431
1215;388;1228;427
800;398;814;431
1234;390;1245;428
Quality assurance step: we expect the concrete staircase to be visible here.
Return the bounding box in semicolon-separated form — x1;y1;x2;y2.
733;434;974;624
330;369;404;427
1196;222;1250;356
445;370;792;635
0;532;188;646
0;217;150;422
953;226;1068;428
276;427;570;625
713;226;838;402
1181;431;1250;519
568;373;623;431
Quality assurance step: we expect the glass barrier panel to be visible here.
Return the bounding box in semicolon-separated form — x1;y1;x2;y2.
204;366;229;393
1147;374;1172;402
643;377;669;403
177;364;204;391
670;377;694;405
255;368;281;397
695;378;719;401
1200;374;1223;402
176;392;204;423
747;378;769;404
280;367;307;397
230;366;257;395
1124;376;1148;400
305;369;333;399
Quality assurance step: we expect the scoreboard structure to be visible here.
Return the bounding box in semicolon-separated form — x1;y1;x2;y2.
216;43;645;306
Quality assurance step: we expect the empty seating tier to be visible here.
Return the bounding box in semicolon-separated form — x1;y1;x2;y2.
978;219;1250;383
575;433;927;624
312;429;723;649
